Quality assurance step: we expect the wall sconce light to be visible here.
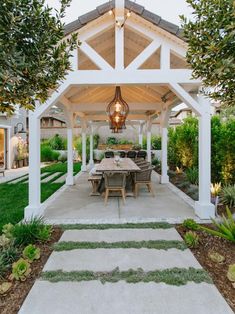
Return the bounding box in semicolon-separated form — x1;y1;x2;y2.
14;122;27;135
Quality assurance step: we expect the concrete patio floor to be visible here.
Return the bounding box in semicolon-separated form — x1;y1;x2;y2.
44;171;197;224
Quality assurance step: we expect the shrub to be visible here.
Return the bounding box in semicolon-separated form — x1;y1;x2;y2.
106;137;118;145
2;223;15;239
23;244;40;263
200;207;235;243
10;258;31;281
186;167;199;185
220;185;235;209
152;158;160;167
119;138;132;145
182;219;199;231
151;136;161;150
93;134;100;149
132;144;142;150
184;231;200;248
41;145;59;162
227;264;235;282
12;217;52;246
0;235;11;248
49;134;66;150
0;246;20;279
208;252;225;264
58;154;67;163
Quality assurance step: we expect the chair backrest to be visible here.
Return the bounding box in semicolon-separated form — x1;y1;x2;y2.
135;167;154;182
139;162;151;169
104;172;127;189
137;150;147;160
105;151;114;158
127;150;137;159
118;151;126;158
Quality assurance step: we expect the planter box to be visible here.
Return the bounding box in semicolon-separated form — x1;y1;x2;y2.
17;160;24;168
98;144;133;151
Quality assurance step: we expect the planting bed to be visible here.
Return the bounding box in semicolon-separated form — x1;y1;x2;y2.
0;227;63;314
177;225;235;312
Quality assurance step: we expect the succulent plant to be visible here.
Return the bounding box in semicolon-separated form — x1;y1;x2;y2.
0;235;11;248
2;223;15;239
23;244;40;263
227;264;235;282
184;231;200;248
182;219;199;231
0;282;12;295
208;252;225;264
10;258;31;281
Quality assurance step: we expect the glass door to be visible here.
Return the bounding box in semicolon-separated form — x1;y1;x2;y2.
0;128;6;169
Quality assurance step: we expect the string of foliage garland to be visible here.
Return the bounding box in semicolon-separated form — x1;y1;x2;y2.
168;116;235;184
181;0;235;107
0;0;79;114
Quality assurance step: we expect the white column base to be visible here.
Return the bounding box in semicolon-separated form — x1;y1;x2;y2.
89;160;95;168
66;176;75;186
160;175;169;184
81;165;87;172
195;202;215;219
24;204;44;220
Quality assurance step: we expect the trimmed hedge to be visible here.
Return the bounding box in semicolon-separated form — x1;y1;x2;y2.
168;116;235;184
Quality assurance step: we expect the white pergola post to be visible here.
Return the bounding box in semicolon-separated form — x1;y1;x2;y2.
66;128;74;186
146;121;152;162
89;126;94;168
138;123;144;147
195;95;215;219
81;123;87;172
24;112;42;219
161;127;169;184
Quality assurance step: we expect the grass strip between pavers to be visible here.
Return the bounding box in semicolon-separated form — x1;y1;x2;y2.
61;222;172;230
41;267;212;286
54;240;187;251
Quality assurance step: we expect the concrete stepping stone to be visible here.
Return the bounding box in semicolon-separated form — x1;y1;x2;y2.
9;175;28;184
54;174;67;183
23;173;51;184
60;228;183;243
41;172;61;183
19;281;234;314
43;248;202;272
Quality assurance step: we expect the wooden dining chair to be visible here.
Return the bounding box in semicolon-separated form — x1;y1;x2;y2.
104;172;127;205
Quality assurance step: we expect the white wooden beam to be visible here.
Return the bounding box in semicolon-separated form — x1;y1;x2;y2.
72;69;201;85
115;0;125;70
160;44;170;70
80;42;113;70
126;40;162;70
169;82;203;116
71;103;162;112
79;19;114;42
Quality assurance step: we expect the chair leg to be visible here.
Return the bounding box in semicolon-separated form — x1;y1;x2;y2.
121;189;126;204
104;189;109;205
148;183;155;197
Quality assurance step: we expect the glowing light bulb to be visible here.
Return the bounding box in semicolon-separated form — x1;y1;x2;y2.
116;20;121;27
127;11;131;17
108;10;113;16
115;116;120;123
115;102;121;112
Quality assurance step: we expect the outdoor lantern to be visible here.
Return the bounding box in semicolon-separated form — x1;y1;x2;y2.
106;86;129;133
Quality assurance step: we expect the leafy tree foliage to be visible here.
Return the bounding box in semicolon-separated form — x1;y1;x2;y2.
0;0;78;114
181;0;235;107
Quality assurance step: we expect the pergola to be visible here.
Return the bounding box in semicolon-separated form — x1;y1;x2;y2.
25;0;215;220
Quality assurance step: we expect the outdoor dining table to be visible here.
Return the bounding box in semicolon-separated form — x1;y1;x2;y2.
94;158;141;197
95;158;140;173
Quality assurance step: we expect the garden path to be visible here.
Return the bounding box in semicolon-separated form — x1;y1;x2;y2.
19;226;233;314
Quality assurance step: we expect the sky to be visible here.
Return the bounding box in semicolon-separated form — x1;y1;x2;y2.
46;0;193;26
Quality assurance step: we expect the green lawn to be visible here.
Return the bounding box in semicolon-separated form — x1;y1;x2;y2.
0;162;81;231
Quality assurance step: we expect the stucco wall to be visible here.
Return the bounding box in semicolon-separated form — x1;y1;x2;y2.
0;109;27;168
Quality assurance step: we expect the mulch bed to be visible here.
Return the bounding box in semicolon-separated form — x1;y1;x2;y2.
176;225;235;312
0;227;63;314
